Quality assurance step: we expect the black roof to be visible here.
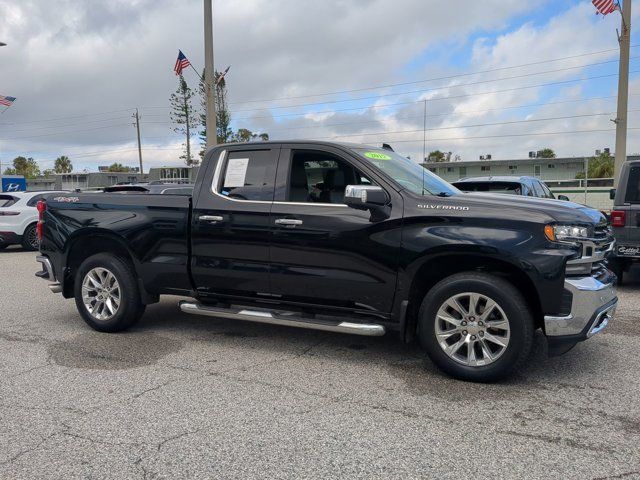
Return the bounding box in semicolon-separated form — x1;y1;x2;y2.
454;175;540;183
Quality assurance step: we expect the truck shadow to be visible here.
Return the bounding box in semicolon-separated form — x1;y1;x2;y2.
131;297;604;395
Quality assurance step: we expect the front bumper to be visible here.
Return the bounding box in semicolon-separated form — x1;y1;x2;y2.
544;272;617;356
35;255;63;293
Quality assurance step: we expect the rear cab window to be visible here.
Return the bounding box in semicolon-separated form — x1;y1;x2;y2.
215;149;277;201
455;182;521;195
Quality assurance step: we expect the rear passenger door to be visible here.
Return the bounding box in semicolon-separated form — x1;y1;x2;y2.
190;146;279;299
268;144;402;314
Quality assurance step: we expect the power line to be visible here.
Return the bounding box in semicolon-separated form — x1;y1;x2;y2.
0;108;135;126
346;127;640;145
1;116;133;134
232;73;640;121
315;111;640;140
0;123;133;141
230;68;640;113
228;44;640;106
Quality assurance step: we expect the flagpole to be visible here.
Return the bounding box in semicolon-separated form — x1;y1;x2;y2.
204;0;217;148
614;0;632;187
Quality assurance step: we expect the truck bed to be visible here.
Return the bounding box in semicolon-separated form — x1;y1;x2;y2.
41;193;192;297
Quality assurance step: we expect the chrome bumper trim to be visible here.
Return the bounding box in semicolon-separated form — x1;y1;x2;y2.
544;275;617;337
36;255;54;280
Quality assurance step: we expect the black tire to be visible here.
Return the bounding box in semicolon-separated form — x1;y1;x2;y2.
417;272;534;382
0;243;7;250
74;253;146;332
21;223;39;251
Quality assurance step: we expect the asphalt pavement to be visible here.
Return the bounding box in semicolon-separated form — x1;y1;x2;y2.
1;246;639;479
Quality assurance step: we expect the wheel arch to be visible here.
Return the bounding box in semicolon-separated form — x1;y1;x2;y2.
63;231;154;303
402;253;543;342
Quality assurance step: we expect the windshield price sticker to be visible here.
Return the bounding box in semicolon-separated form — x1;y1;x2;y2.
363;152;391;160
224;158;250;187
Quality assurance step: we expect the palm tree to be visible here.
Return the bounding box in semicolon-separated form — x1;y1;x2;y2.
54;155;73;173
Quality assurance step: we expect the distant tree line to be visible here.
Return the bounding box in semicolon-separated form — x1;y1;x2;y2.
2;155;136;178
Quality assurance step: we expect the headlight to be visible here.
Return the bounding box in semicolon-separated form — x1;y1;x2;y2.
544;224;589;242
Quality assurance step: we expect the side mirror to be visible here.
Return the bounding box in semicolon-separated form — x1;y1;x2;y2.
557;194;570;201
609;188;616;200
344;185;388;210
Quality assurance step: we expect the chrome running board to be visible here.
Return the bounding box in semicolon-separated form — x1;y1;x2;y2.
179;301;385;336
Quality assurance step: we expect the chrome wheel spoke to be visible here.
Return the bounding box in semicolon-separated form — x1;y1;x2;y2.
483;331;508;348
434;292;510;367
444;337;466;357
82;267;120;322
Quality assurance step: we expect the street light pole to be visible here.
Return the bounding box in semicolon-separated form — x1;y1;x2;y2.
204;0;217;149
614;0;632;187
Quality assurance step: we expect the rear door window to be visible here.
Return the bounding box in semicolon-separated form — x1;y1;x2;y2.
217;150;277;201
624;166;640;204
26;194;44;207
0;195;18;207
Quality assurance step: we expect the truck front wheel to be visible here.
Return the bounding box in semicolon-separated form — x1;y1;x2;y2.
74;253;146;332
418;272;534;382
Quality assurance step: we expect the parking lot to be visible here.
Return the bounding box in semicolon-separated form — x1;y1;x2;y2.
0;247;638;479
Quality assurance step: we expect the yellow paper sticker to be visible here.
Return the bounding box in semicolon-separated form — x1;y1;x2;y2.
363;152;391;160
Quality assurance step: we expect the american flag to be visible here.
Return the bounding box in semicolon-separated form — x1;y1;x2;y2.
174;50;191;76
216;65;231;85
592;0;618;15
0;95;16;107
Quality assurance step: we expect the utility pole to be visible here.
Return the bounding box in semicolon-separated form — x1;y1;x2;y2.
133;108;143;174
204;0;217;148
614;0;632;187
422;99;427;164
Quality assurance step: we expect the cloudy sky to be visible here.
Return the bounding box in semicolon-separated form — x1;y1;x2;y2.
0;0;639;173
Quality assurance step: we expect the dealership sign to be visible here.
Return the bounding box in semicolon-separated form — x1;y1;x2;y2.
1;176;27;192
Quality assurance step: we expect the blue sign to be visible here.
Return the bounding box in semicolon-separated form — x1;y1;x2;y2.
1;176;26;192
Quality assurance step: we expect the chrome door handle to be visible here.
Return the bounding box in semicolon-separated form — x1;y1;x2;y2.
275;218;303;226
200;215;224;223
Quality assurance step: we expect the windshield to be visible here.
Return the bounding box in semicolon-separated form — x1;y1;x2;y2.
353;148;459;197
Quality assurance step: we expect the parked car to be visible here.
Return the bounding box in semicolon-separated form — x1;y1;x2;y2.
35;141;616;382
453;175;570;201
0;191;67;250
608;159;640;283
103;183;194;195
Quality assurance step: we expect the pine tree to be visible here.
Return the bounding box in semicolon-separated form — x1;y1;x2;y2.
170;75;199;166
199;70;233;159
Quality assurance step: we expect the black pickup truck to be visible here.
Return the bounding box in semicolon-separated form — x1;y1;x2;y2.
35;141;617;381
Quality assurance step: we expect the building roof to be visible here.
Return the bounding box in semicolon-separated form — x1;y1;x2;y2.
423;155;640;169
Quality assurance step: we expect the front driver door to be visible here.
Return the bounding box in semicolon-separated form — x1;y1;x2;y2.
191;146;279;300
268;144;403;314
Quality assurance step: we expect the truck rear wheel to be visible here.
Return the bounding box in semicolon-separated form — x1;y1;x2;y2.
74;253;145;332
417;272;534;382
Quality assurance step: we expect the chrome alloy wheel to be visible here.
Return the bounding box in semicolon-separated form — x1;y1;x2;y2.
434;292;511;367
82;267;121;321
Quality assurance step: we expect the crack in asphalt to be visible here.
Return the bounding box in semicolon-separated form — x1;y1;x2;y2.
499;430;617;455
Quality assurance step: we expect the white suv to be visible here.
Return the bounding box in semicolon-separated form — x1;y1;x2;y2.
0;191;66;251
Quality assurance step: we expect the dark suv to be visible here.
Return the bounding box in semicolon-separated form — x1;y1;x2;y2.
453;176;570;201
609;160;640;283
